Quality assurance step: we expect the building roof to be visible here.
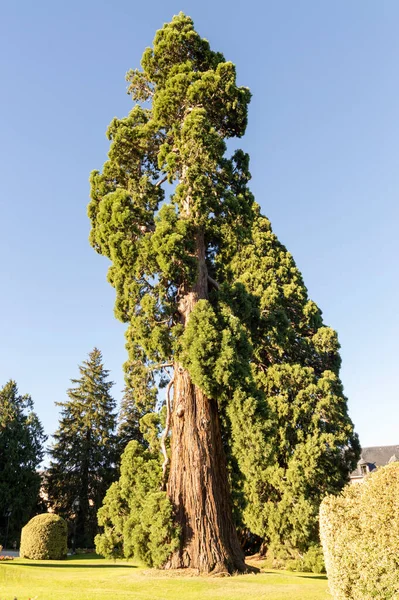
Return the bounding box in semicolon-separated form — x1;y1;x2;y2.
350;445;399;479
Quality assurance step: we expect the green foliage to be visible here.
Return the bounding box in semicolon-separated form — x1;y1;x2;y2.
220;210;359;551
95;441;179;567
88;11;359;561
301;545;326;574
248;363;359;551
0;381;46;541
179;300;253;400
46;349;118;548
263;543;325;574
179;300;220;397
320;463;399;600
125;491;179;568
286;545;326;574
20;514;67;560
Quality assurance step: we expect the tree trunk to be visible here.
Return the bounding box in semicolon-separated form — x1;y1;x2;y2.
166;231;246;573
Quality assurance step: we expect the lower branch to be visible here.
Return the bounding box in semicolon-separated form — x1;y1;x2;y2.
207;275;220;290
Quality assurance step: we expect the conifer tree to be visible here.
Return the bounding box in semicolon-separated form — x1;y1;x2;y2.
46;349;117;547
0;381;46;543
88;13;359;572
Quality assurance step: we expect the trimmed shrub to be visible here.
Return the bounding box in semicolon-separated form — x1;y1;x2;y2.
320;462;399;600
20;514;67;560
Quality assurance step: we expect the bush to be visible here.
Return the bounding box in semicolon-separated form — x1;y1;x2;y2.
261;543;325;573
301;545;325;574
95;441;180;567
286;545;325;574
320;462;399;599
20;514;67;560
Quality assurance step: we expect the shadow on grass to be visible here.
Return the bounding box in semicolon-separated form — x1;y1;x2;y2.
6;563;136;569
3;555;137;569
295;574;327;580
261;569;327;581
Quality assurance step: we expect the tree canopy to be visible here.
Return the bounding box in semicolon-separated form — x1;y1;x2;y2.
89;13;359;570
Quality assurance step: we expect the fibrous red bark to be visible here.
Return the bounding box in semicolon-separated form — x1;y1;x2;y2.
165;232;247;574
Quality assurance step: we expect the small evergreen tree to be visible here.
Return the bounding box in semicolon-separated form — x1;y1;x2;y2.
88;13;359;570
46;348;118;547
0;381;46;544
95;440;179;567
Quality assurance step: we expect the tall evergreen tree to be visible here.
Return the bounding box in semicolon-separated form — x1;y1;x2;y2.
0;381;46;544
88;13;359;572
46;348;117;547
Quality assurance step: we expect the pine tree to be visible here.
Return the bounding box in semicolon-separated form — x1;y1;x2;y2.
0;381;46;544
46;349;118;547
88;13;359;572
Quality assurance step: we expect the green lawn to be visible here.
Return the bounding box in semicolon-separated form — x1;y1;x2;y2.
0;555;329;600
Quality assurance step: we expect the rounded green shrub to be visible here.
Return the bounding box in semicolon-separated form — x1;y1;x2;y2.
20;513;68;560
320;462;399;600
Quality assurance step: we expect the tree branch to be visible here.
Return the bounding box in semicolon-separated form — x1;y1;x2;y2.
155;175;168;188
149;362;174;372
160;377;174;490
207;275;220;290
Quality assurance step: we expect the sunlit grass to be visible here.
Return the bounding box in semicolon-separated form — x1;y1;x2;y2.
0;554;328;600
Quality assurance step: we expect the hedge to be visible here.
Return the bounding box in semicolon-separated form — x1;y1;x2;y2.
320;462;399;600
20;513;67;560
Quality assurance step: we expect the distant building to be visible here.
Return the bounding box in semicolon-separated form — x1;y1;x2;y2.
350;445;399;484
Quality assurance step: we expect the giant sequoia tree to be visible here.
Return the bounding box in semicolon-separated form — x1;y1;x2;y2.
88;14;359;573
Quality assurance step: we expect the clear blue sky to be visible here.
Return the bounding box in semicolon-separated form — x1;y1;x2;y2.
0;1;397;448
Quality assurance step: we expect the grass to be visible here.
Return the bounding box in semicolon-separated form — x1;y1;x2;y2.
0;554;329;600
